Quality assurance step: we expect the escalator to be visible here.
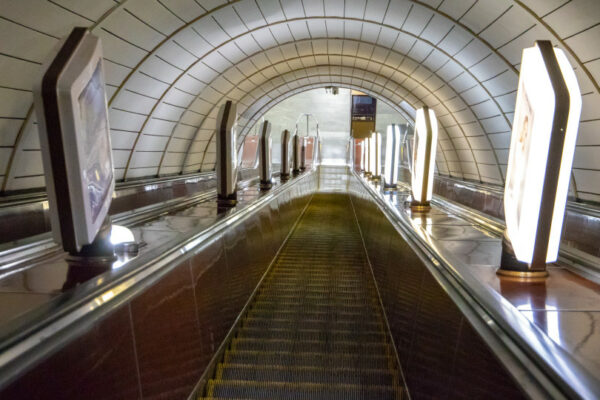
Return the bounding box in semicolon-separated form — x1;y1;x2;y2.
198;193;405;400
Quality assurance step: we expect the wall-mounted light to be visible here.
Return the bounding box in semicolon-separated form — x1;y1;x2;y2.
364;134;371;176
280;129;291;180
411;106;438;212
216;100;238;206
358;139;365;172
369;132;382;180
259;120;272;190
383;124;401;191
499;41;582;279
292;132;302;175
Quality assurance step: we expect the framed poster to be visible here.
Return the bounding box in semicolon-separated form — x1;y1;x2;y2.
34;28;114;253
504;41;582;264
411;107;438;204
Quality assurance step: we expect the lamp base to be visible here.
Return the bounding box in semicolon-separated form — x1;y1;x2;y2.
217;193;237;207
260;180;273;190
410;200;431;213
383;184;397;192
496;269;549;280
497;232;548;280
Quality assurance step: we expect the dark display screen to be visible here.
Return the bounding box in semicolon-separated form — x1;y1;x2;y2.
351;95;376;120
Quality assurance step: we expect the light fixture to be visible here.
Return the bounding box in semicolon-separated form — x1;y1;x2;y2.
499;40;582;278
358;139;365;172
383;124;401;191
364;134;371;176
280;129;291;180
259;120;272;190
411;106;438;212
325;86;339;95
369;132;382;180
110;225;138;255
216;100;238;206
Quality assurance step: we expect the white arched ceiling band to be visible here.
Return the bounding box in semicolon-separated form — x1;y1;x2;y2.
185;62;476;180
172;36;502;181
180;44;507;182
1;0;598;200
0;0;127;192
231;82;452;176
176;43;486;180
214;74;458;177
111;14;522;182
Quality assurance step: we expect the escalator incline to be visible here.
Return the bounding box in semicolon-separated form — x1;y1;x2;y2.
199;193;404;400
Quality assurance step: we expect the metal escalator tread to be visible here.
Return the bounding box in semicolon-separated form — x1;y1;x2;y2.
198;193;403;400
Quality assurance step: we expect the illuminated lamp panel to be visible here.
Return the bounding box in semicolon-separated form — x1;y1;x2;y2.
411;107;438;204
504;42;582;264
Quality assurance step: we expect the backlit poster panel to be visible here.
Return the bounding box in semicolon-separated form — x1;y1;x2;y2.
33;28;115;252
384;124;401;188
369;132;381;178
504;42;582;264
411;107;438;204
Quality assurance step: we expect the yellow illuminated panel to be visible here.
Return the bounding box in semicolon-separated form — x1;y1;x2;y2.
504;44;581;264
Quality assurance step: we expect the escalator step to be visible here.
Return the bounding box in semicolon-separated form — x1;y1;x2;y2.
236;327;387;342
250;300;377;313
223;350;392;370
242;317;381;331
258;287;369;296
246;309;379;323
205;379;400;400
216;363;398;386
262;281;367;289
230;338;390;355
255;293;378;303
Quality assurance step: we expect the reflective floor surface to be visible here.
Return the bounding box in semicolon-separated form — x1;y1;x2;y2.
357;172;600;395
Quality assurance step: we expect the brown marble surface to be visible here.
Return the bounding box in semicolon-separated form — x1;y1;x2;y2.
0;170;316;400
365;176;600;395
0;175;288;343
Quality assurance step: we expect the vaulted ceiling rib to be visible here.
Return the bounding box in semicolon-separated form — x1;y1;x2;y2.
0;0;598;201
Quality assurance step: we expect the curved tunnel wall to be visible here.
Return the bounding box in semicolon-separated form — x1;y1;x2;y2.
1;0;599;201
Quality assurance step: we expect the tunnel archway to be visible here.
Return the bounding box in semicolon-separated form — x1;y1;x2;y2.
1;0;598;200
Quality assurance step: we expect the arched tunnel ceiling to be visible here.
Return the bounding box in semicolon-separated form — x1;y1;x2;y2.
1;0;599;201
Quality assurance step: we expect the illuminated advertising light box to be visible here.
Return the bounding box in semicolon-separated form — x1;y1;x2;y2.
411;107;438;207
293;133;302;173
280;129;292;179
33;27;114;253
216;100;238;205
359;139;365;171
259;120;272;190
369;132;381;179
502;41;582;271
384;124;401;189
364;136;371;175
353;138;365;172
239;135;259;169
